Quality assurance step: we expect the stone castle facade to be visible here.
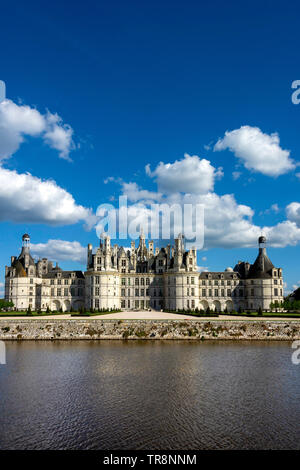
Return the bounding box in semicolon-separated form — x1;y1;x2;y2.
5;233;284;312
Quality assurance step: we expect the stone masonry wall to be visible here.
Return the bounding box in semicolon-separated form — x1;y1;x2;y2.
0;319;300;340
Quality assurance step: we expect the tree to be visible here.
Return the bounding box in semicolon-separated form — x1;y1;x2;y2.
26;305;32;316
258;306;263;316
0;299;14;311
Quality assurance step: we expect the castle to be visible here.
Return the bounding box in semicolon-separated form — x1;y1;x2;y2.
5;233;284;312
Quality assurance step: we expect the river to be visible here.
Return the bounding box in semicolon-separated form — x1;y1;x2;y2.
0;340;299;450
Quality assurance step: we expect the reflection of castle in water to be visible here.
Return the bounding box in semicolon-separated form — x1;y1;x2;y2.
5;233;283;312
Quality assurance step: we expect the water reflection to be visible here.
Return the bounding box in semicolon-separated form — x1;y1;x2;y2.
0;340;299;450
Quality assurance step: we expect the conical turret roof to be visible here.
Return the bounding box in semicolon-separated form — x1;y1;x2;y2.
248;248;274;279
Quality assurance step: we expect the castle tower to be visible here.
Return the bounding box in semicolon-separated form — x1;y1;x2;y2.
20;233;32;268
104;235;111;269
174;233;184;268
22;233;30;249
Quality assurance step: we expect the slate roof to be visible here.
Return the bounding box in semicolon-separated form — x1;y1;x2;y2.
42;270;85;279
248;249;274;279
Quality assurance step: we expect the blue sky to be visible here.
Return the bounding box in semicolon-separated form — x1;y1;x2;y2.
1;0;300;294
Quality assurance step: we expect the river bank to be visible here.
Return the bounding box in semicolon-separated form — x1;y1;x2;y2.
0;318;300;340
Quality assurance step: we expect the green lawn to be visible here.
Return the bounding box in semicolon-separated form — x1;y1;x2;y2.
0;311;68;317
221;312;300;318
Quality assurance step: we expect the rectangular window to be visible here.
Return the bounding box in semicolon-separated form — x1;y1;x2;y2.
141;289;144;296
127;300;130;308
135;288;139;296
64;279;68;285
274;288;278;296
135;300;139;309
95;287;100;295
202;289;206;296
121;288;125;296
57;279;61;285
191;300;195;308
51;279;54;285
214;289;218;296
121;278;126;285
135;278;139;285
221;289;225;297
140;278;145;285
191;277;195;284
121;300;125;308
57;289;61;296
95;276;100;284
209;289;212;297
191;288;195;296
227;289;231;296
51;288;54;296
64;288;68;296
95;299;99;308
146;278;150;285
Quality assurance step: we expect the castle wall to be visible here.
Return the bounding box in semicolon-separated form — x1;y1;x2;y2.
0;319;299;341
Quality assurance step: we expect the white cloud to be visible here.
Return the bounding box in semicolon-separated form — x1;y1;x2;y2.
121;182;162;203
197;266;209;272
232;171;241;180
107;178;300;249
43;112;75;161
31;239;86;264
0;99;75;161
260;203;280;216
146;153;223;194
286;202;300;226
104;160;300;249
0;166;95;227
214;125;295;176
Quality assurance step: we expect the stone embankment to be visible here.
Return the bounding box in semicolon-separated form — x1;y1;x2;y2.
0;319;300;340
